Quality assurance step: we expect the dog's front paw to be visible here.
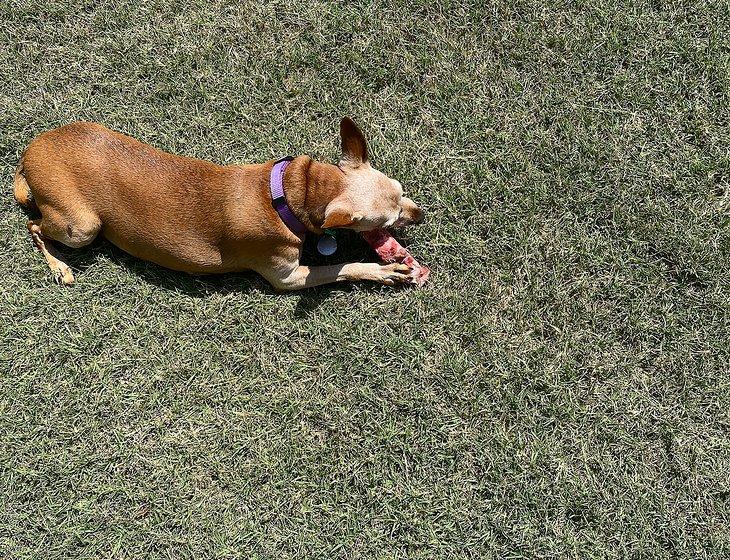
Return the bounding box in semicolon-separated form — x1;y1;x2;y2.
376;263;414;286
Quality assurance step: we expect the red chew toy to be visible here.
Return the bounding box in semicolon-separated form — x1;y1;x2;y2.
362;229;431;286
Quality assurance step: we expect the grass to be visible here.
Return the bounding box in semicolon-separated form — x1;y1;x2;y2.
1;0;729;557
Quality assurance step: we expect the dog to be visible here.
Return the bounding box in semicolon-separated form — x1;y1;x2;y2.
14;117;424;290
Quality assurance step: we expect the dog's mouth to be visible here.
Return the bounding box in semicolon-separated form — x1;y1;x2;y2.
392;216;422;228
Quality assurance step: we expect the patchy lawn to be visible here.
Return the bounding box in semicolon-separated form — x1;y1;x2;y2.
1;1;728;558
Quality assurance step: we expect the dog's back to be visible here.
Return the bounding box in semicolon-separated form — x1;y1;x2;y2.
19;122;262;272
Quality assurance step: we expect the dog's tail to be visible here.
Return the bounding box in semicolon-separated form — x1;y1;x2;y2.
13;158;37;213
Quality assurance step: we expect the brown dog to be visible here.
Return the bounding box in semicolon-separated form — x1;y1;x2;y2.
14;118;424;290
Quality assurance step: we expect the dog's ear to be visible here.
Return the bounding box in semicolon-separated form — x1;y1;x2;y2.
340;117;368;167
322;200;363;229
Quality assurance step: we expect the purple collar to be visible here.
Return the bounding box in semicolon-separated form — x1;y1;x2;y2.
270;156;308;235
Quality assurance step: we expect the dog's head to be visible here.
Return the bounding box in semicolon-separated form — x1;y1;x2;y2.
321;117;424;232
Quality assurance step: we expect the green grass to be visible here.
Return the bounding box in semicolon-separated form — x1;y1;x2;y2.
1;0;729;557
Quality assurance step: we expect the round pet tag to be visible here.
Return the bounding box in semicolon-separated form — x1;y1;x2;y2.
316;234;338;256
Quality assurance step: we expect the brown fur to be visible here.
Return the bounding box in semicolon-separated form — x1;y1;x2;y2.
14;118;424;289
13;160;37;212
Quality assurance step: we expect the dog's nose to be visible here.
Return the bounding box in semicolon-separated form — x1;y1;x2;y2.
399;197;424;225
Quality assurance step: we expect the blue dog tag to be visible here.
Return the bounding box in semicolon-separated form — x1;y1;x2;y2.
317;234;338;256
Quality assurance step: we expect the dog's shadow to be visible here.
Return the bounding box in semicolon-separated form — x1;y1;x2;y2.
60;230;390;318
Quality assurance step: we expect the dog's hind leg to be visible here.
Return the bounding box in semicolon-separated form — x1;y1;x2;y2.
27;219;76;284
26;206;101;285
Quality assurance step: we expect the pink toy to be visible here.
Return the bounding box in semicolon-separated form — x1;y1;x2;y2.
362;229;431;286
